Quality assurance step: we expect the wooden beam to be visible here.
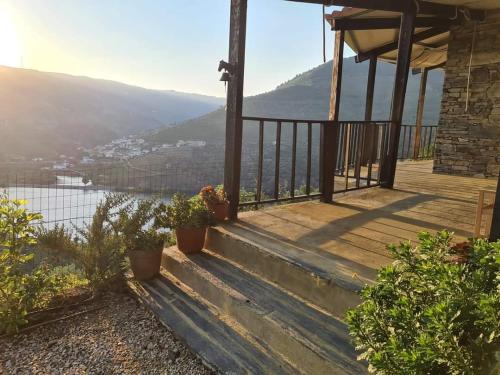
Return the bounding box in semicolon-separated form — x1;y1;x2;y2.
381;10;416;188
224;0;247;220
355;26;448;63
490;174;500;241
330;17;456;31
287;0;485;20
320;29;344;203
413;67;428;159
361;56;377;165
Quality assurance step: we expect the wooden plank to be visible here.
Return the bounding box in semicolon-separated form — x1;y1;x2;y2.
288;0;485;20
321;29;344;203
224;0;248;220
355;27;448;63
413;68;428;159
330;17;456;31
381;11;416;188
490;174;500;241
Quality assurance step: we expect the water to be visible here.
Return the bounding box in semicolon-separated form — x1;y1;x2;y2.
3;176;170;229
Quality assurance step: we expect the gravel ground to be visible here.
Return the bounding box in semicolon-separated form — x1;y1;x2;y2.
0;293;213;375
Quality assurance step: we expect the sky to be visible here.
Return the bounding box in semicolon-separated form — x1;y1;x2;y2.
0;0;353;97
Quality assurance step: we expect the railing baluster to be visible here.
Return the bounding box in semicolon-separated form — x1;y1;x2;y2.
274;121;282;200
344;123;351;191
256;120;264;202
354;123;362;188
367;122;375;186
306;122;312;195
291;121;297;198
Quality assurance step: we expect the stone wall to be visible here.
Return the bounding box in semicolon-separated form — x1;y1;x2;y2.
434;11;500;178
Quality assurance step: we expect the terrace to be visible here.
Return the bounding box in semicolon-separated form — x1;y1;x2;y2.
129;1;500;374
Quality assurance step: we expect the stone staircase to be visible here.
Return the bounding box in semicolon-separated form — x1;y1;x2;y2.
130;223;369;374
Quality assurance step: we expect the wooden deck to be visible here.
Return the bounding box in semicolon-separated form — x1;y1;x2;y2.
236;160;498;281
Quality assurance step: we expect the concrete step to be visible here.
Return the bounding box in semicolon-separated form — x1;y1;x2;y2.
162;247;366;375
206;223;375;318
129;272;296;375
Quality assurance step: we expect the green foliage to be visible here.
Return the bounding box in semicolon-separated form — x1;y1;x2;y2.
73;194;128;292
115;196;172;252
156;193;214;230
0;195;69;334
37;224;79;264
347;231;500;375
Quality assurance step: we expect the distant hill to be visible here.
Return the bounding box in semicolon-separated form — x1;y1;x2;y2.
0;66;224;160
147;57;444;145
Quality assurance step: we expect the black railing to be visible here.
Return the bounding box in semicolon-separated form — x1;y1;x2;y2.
399;124;438;160
333;121;391;194
239;116;323;207
237;118;438;208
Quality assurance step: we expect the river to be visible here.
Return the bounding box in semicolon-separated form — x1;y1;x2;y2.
3;176;170;229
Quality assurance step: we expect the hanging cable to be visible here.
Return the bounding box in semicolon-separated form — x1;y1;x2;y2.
322;5;326;63
465;22;477;113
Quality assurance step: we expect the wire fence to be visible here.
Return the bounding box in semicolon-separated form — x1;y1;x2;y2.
0;160;225;229
1;124;438;229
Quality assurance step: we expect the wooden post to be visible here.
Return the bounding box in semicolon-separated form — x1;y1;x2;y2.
413;67;428;159
361;56;377;165
224;0;247;220
381;9;416;188
490;173;500;241
320;30;344;203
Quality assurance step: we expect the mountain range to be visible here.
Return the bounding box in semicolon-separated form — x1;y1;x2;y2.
0;66;224;160
146;57;444;146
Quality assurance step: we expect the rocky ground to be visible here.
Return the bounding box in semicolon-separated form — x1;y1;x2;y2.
0;293;213;375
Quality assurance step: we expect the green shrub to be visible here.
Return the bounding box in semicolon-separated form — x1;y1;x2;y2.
156;193;214;230
37;224;79;264
115;196;173;252
0;195;68;333
347;231;500;374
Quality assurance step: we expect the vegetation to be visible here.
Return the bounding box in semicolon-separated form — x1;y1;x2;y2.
115;196;174;252
156;193;214;230
199;185;228;205
0;195;83;334
347;231;500;375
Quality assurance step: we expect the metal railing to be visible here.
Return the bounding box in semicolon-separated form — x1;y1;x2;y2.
238;118;437;208
239;116;323;207
333;121;391;193
399;124;438;160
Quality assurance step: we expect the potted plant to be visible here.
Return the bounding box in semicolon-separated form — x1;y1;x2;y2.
157;193;214;254
116;196;169;281
199;185;229;221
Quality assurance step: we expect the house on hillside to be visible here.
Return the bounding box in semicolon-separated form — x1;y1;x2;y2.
134;1;500;374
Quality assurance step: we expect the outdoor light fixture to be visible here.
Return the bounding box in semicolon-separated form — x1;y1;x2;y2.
218;60;235;87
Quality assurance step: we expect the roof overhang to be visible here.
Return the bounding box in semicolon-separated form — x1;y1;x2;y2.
289;1;499;69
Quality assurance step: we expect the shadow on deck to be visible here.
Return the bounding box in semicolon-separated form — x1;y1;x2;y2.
235;160;498;280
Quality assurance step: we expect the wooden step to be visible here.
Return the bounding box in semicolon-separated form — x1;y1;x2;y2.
162;247;366;375
206;223;375;318
129;273;296;375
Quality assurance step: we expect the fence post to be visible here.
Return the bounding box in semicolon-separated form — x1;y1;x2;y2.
320;121;339;203
223;0;247;220
490;173;500;241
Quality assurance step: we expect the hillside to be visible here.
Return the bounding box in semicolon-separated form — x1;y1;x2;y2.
147;57;444;145
0;66;224;160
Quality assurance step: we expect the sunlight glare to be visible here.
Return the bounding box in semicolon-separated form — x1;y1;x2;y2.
0;9;21;67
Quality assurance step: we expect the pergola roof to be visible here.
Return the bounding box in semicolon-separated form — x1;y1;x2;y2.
325;1;500;69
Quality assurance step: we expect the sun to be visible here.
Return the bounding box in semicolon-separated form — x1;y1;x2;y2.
0;9;21;67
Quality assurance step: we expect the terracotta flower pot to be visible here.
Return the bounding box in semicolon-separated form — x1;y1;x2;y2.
129;248;163;281
206;201;229;221
176;227;207;254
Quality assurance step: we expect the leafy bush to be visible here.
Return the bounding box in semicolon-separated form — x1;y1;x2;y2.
0;195;73;333
115;196;172;252
347;231;500;375
157;193;214;230
37;224;79;264
73;194;128;292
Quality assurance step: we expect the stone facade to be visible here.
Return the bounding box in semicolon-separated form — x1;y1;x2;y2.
434;11;500;178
